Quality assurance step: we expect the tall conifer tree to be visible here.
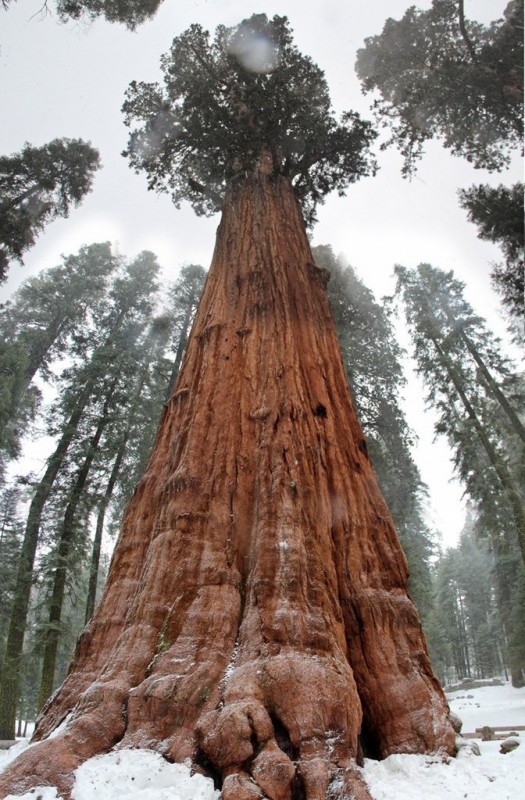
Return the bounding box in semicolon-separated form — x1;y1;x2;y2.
0;17;455;800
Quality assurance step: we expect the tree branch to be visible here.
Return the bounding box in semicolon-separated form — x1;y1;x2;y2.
457;0;478;61
187;177;223;207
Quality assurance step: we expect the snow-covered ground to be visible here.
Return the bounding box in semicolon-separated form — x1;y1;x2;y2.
364;681;525;800
1;681;523;799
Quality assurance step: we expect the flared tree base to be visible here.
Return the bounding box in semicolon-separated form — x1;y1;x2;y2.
0;173;455;800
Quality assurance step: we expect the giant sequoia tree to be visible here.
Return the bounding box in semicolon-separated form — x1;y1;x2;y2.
0;16;455;800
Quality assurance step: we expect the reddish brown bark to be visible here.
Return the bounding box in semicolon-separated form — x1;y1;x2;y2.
0;167;455;800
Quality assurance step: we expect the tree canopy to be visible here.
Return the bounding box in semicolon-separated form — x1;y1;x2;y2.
55;0;163;28
394;262;525;568
355;0;523;173
0;139;100;281
123;14;377;225
0;242;117;458
459;182;524;333
1;0;163;27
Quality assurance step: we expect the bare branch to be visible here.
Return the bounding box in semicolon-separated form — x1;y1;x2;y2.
457;0;478;61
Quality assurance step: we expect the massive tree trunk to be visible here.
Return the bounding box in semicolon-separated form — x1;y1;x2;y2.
0;169;455;800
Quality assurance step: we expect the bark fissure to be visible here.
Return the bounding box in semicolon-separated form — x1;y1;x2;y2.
0;172;454;799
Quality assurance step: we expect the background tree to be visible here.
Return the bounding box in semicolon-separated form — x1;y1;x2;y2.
355;0;523;174
394;262;525;684
0;242;117;458
56;0;164;28
0;15;454;800
0;138;100;281
45;248;159;680
82;314;173;625
458;182;524;336
164;264;206;398
0;256;204;730
0;483;24;662
0;251;159;739
428;511;511;684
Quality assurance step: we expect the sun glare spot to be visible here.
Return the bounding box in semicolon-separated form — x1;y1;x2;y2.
228;28;280;74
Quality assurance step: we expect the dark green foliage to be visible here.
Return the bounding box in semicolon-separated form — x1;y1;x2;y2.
0;139;100;281
56;0;163;28
454;523;502;678
394;263;525;568
123;14;377;225
433;548;472;682
356;0;523;174
0;250;160;735
0;339;40;461
459;182;524;331
315;245;435;618
2;0;162;26
0;243;117;458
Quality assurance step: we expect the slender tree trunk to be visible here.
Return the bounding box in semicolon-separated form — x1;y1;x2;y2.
427;328;525;567
165;299;198;400
37;389;117;710
85;339;160;624
437;293;525;445
457;0;478;61
0;315;68;451
0;377;96;739
0;171;454;800
84;433;128;625
0;184;41;212
456;326;525;445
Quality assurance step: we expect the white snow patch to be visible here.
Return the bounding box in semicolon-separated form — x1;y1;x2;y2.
2;749;219;800
363;681;525;800
47;712;73;740
222;637;240;685
446;681;525;730
0;738;33;771
72;750;219;799
5;788;60;800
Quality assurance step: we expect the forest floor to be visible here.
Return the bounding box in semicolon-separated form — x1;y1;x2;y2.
364;680;525;799
1;680;524;799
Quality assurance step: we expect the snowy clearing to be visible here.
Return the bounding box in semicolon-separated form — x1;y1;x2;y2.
1;681;523;799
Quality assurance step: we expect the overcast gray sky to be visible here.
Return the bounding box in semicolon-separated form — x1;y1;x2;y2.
1;0;520;548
